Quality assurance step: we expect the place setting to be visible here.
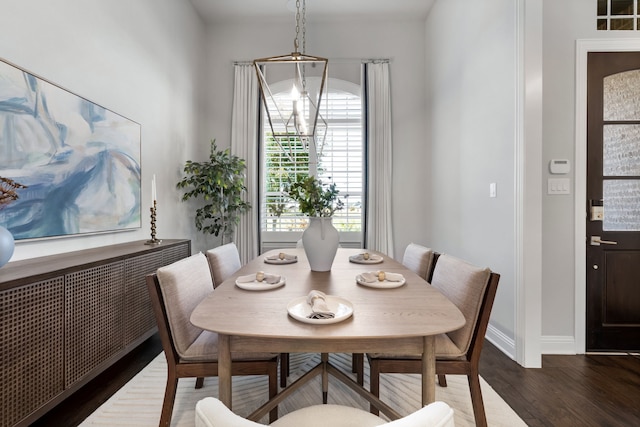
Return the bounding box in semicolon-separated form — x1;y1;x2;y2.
235;270;286;291
355;270;406;289
287;289;354;324
349;251;383;264
264;251;298;264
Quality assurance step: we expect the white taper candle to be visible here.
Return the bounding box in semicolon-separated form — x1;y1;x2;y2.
152;174;156;203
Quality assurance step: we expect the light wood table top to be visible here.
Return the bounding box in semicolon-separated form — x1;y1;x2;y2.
190;248;465;420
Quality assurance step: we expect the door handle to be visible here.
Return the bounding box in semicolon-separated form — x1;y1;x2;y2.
590;236;618;246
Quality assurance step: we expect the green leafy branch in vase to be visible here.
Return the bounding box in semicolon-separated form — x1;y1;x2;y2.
284;176;344;217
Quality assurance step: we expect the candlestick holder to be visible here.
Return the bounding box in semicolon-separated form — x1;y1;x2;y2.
145;200;162;245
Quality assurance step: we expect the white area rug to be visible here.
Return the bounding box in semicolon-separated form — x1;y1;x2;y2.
81;352;527;426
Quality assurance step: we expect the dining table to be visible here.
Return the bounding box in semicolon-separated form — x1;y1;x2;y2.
190;247;465;421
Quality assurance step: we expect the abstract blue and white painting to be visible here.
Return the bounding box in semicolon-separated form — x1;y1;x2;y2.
0;58;141;240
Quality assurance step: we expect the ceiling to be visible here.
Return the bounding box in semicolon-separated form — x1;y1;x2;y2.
188;0;436;24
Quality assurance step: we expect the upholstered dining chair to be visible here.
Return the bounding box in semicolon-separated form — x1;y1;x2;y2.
146;252;279;426
402;243;437;281
352;244;439;385
205;243;290;387
367;254;500;427
205;242;242;288
195;397;455;427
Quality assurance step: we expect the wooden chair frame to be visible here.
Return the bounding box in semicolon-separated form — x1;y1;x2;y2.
367;272;500;427
146;273;279;426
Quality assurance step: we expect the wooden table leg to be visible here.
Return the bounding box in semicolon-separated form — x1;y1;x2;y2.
422;335;435;405
218;334;232;408
321;353;329;404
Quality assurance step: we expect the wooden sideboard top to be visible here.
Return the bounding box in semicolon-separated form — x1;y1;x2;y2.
0;239;190;290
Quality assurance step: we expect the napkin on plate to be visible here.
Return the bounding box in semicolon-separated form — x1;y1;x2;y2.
306;290;335;319
350;252;380;262
265;253;297;261
236;272;282;284
358;271;404;283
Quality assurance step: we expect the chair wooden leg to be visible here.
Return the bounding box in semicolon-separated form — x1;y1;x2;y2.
352;353;364;385
159;375;179;427
268;363;279;423
195;377;204;389
437;374;447;387
369;359;380;416
468;371;487;427
280;353;289;388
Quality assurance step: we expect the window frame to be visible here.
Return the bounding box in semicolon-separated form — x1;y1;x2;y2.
259;77;364;251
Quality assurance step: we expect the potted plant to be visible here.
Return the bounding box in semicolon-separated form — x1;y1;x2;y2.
177;139;250;244
284;176;344;271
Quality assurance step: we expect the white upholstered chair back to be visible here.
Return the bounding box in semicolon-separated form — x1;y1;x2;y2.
402;243;435;281
206;242;242;287
155;252;214;358
430;254;491;356
195;397;455;427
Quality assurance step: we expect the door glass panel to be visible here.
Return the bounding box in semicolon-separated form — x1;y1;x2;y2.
611;0;634;14
610;18;634;29
604;70;640;120
603;125;640;176
603;179;640;231
598;0;608;15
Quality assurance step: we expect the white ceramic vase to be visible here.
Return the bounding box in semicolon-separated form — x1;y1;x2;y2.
302;217;339;272
0;225;15;268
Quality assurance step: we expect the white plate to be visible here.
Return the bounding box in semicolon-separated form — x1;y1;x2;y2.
264;256;298;265
356;274;406;289
287;295;354;324
235;276;286;291
349;254;384;264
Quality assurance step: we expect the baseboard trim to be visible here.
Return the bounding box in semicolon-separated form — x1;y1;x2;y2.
485;324;516;360
540;335;577;355
487;328;578;358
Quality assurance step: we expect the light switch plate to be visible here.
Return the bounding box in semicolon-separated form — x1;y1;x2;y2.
548;178;570;195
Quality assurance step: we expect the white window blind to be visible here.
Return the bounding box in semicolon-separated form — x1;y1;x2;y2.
261;80;363;247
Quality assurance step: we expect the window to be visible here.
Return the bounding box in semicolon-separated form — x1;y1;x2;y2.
597;0;640;30
260;78;363;251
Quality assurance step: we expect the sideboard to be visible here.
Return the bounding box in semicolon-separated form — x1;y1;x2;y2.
0;239;191;427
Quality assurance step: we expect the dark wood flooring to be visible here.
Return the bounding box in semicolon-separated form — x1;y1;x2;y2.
479;342;640;426
33;335;640;426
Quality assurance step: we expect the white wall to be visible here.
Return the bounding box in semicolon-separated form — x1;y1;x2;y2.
201;17;430;258
5;0;619;359
425;0;518;348
0;0;205;261
541;0;638;353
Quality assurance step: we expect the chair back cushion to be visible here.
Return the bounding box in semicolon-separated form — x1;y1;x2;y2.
195;398;454;427
156;252;214;358
272;405;384;427
196;397;264;427
381;401;455;427
430;254;491;355
402;243;435;280
206;242;242;287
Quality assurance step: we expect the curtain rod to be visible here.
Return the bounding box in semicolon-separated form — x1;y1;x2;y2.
233;58;391;65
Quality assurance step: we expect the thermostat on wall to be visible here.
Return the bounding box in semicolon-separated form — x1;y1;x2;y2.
549;159;570;174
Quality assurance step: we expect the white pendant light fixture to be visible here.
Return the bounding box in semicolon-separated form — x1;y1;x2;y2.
254;0;328;160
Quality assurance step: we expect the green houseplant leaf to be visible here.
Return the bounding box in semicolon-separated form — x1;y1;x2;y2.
176;139;251;242
284;176;344;217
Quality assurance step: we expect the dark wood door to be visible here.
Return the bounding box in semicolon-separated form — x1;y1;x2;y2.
586;52;640;352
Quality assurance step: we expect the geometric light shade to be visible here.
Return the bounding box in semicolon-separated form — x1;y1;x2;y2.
254;52;328;146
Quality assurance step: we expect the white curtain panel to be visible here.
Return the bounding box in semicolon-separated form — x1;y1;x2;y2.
363;61;394;257
230;63;259;265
